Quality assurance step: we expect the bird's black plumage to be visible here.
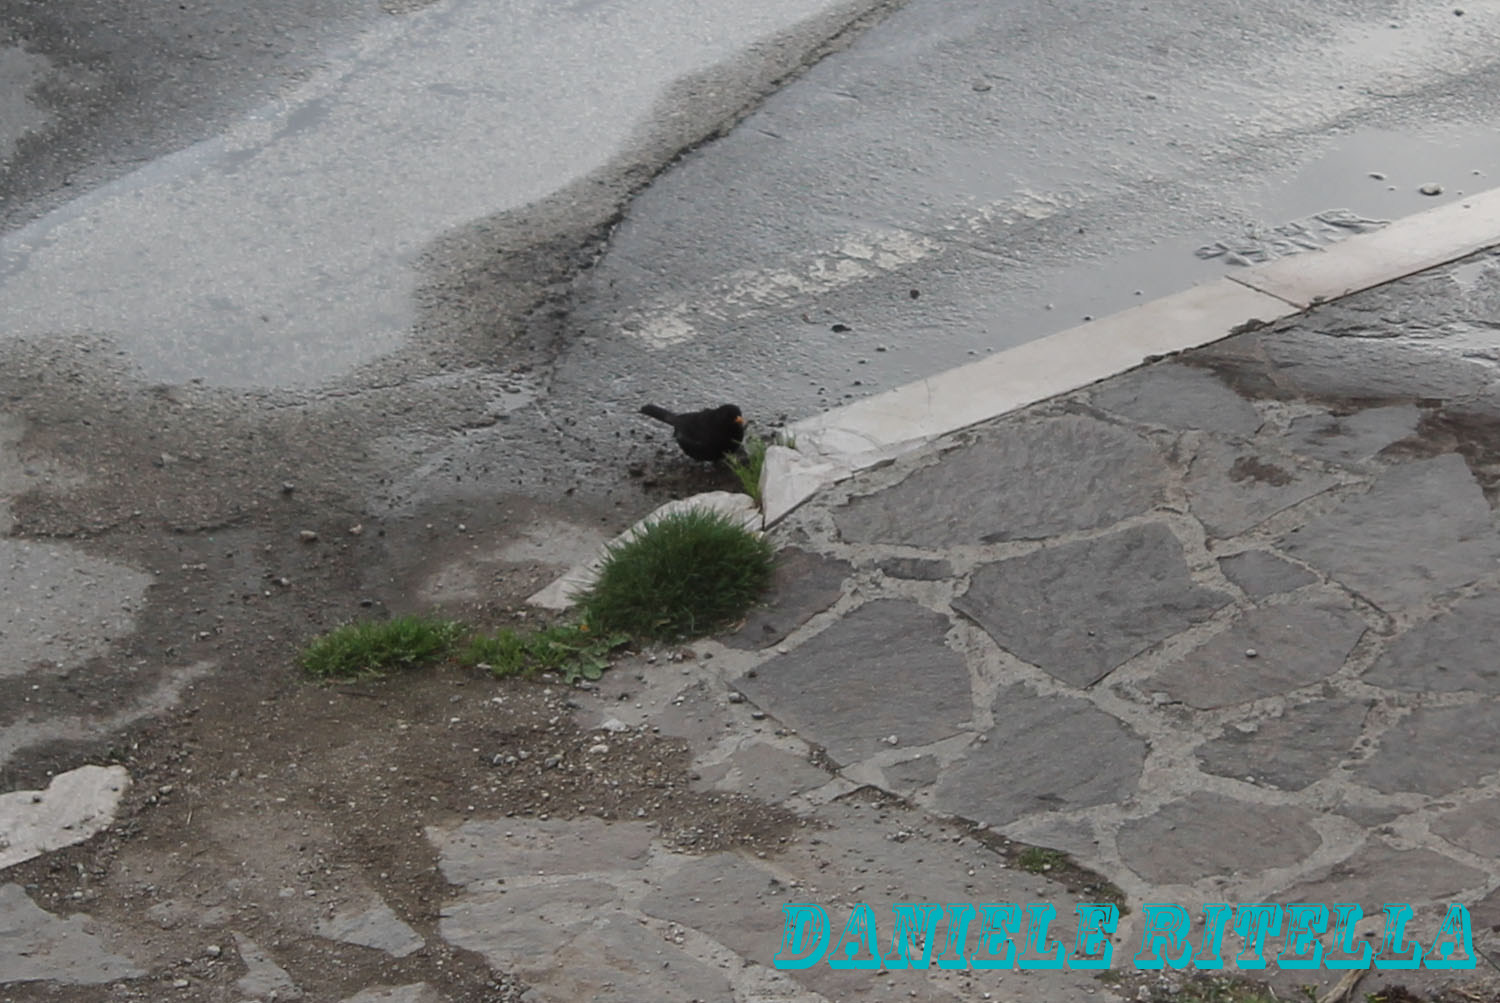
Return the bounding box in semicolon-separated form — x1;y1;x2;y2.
639;403;745;462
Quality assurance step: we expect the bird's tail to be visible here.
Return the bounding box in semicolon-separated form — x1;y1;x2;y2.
639;404;676;424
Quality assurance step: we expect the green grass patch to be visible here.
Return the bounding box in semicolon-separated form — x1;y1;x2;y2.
300;614;466;680
1016;846;1069;874
725;431;795;507
578;507;775;641
458;623;630;685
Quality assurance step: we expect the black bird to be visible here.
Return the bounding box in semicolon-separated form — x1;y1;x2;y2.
639;403;746;462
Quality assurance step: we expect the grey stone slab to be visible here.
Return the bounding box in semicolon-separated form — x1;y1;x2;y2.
876;556;953;581
1217;549;1317;599
932;686;1145;826
1281;455;1500;613
883;754;940;791
342;985;446;1003
315;901;424;958
429;817;654;887
233;932;302;1000
1281;845;1486;907
0;764;131;870
638;799;1097;1002
439;879;619;964
1432;799;1500;859
735;600;971;765
1090;362;1263;437
1116;793;1321;885
1146;599;1367;710
955;524;1232;688
648;679;733;748
836;414;1171;547
1355;702;1500;796
693;741;832;801
1288;404;1422;466
1197;699;1372;790
540;914;734;1003
1185;439;1338;539
725;547;851;649
639;853;783;964
0;883;143;985
1365;592;1500;694
1259;327;1497;402
442;879;730;1003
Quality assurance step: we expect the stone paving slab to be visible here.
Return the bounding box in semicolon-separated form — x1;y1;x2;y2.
0;882;143;985
1215;548;1317;599
735;599;972;765
1195;698;1373;791
1114;793;1322;885
1143;597;1367;709
1280;453;1500;613
954;523;1232;688
836;414;1172;547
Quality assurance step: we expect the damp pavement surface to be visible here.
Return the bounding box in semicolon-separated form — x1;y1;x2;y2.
7;253;1500;1001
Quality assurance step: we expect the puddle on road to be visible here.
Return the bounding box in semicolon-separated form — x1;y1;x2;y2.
841;124;1500;392
1253;125;1499;222
1028;125;1500;335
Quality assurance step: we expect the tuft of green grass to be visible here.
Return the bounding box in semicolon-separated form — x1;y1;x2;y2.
1016;846;1069;874
300;614;466;680
458;623;629;685
725;431;795;507
577;507;775;641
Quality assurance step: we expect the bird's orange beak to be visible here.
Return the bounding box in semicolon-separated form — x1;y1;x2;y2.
734;415;746;426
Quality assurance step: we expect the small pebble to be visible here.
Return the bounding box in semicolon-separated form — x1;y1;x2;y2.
727;692;746;704
298;529;318;543
1245;648;1259;659
588;743;610;755
1420;182;1444;196
884;734;900;746
1368;171;1386;180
